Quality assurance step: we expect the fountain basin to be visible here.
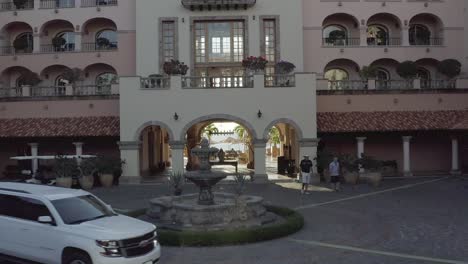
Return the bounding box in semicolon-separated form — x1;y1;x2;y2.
146;193;276;231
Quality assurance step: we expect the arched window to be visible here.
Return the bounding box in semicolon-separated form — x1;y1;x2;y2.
54;31;75;52
376;68;390;89
13;33;33;53
16;76;27;87
409;24;431;45
55;75;69;87
325;68;349;90
323;25;347;46
95;29;117;50
96;72;117;94
417;67;431;89
367;25;388;46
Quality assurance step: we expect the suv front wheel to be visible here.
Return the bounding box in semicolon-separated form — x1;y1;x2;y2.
63;251;93;264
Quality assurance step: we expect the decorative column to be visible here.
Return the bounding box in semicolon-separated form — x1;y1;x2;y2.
28;143;39;176
402;26;410;46
356;137;366;172
73;142;84;164
253;139;268;182
451;137;461;175
74;32;82;52
33;33;41;53
119;141;141;184
360;26;368;47
402;136;412;176
170;141;186;175
299;138;320;184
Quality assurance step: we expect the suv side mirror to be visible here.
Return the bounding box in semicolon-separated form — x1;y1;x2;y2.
38;216;53;225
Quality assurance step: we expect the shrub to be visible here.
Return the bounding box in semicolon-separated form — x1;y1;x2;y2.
242;56;268;72
52;36;66;48
359;66;378;80
163;60;189;76
155;205;304;247
96;156;125;175
437;59;461;79
275;61;296;74
53;156;79;179
13;37;29;51
79;158;98;177
19;71;42;86
62;68;84;85
396;61;418;79
13;0;27;9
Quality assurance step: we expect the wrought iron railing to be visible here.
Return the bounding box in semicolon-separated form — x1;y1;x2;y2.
421;79;456;89
141;77;171;89
40;0;75;9
81;42;118;52
40;44;75;53
32;86;66;97
376;80;413;90
367;37;401;46
74;85;112;95
0;88;23;98
182;76;253;89
264;74;296;87
0;46;13;55
410;38;444;46
328;80;367;90
182;0;256;10
322;38;360;47
0;0;34;10
81;0;118;7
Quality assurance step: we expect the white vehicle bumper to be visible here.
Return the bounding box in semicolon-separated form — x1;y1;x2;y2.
93;241;161;264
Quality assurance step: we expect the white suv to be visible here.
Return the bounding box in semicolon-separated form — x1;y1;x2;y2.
0;182;161;264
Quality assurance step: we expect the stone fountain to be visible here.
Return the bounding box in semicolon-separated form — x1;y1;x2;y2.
146;138;276;231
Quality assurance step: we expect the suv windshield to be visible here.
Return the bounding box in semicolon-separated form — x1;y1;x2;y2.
52;195;115;225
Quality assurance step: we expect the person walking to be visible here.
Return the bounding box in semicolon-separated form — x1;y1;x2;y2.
329;157;341;192
300;155;313;194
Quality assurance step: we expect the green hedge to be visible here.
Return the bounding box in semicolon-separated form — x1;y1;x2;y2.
155;205;304;247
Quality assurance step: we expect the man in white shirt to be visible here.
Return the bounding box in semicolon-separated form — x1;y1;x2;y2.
329;157;341;192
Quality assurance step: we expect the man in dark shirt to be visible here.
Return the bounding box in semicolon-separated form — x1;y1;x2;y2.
300;155;313;194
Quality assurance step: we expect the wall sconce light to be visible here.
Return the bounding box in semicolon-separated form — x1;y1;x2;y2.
253;15;256;20
182;17;185;23
257;110;262;118
174;112;179;121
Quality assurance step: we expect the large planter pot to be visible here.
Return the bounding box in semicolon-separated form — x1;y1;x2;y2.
99;173;114;187
344;171;359;185
56;177;73;188
79;175;94;190
360;172;383;187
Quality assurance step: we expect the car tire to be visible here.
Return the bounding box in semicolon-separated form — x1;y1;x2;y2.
63;251;93;264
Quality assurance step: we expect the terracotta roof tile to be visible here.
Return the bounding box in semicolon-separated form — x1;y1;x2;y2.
0;116;119;138
317;110;468;133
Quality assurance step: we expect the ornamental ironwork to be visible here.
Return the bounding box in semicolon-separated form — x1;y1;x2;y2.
181;0;256;11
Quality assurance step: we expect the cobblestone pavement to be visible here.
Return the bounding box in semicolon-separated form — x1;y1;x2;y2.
2;177;467;264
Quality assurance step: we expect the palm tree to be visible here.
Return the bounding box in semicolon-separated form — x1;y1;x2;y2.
268;127;281;148
202;123;219;142
234;125;253;152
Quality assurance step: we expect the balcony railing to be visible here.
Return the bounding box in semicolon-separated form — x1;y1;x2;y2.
40;44;75;53
0;0;34;11
32;86;66;97
264;74;296;87
74;85;112;95
182;76;253;89
0;46;33;55
0;88;23;97
141;77;171;89
376;80;413;90
328;80;367;90
421;80;456;89
81;0;117;7
182;0;256;10
367;38;401;46
322;38;360;47
40;0;75;9
81;42;118;52
410;38;444;46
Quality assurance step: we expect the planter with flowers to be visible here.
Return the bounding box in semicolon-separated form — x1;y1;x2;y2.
242;56;268;75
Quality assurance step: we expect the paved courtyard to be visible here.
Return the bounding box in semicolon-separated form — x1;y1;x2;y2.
88;176;468;264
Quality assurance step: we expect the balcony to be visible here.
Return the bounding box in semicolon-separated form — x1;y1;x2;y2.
81;0;118;7
322;38;360;47
318;79;460;93
181;0;256;11
0;85;118;100
40;0;75;9
81;42;118;52
0;0;34;11
182;76;253;89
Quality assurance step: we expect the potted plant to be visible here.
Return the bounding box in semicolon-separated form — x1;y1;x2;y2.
13;37;29;53
13;0;27;9
96;156;119;187
62;68;84;87
52;36;66;51
163;60;189;76
358;154;383;187
339;154;360;185
437;59;461;80
242;56;268;74
275;61;296;75
396;61;418;80
78;158;97;190
359;66;378;81
53;156;79;188
96;37;110;50
326;30;346;45
19;71;42;87
168;172;184;196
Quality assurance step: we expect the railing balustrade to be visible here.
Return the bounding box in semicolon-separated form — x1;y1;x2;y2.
141;77;171;89
0;0;34;10
74;85;112;96
367;38;401;46
40;44;75;53
264;74;296;87
376;80;412;90
182;76;253;89
81;42;118;52
421;79;456;89
32;86;66;97
40;0;75;9
0;88;23;98
81;0;118;7
322;38;360;47
182;0;256;9
0;46;13;56
410;38;444;46
328;80;367;90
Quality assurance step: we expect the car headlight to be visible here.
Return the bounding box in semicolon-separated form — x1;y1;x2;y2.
96;240;122;257
96;240;119;248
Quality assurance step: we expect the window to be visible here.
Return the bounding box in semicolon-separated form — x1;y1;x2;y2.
376;68;390;89
96;72;118;86
367;25;388;46
55;75;69;87
51;195;114;225
0;194;52;223
13;32;33;53
262;19;277;62
55;31;75;51
323;25;347;46
409;24;431;45
161;20;176;63
96;29;117;49
194;21;245;63
325;68;349;90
